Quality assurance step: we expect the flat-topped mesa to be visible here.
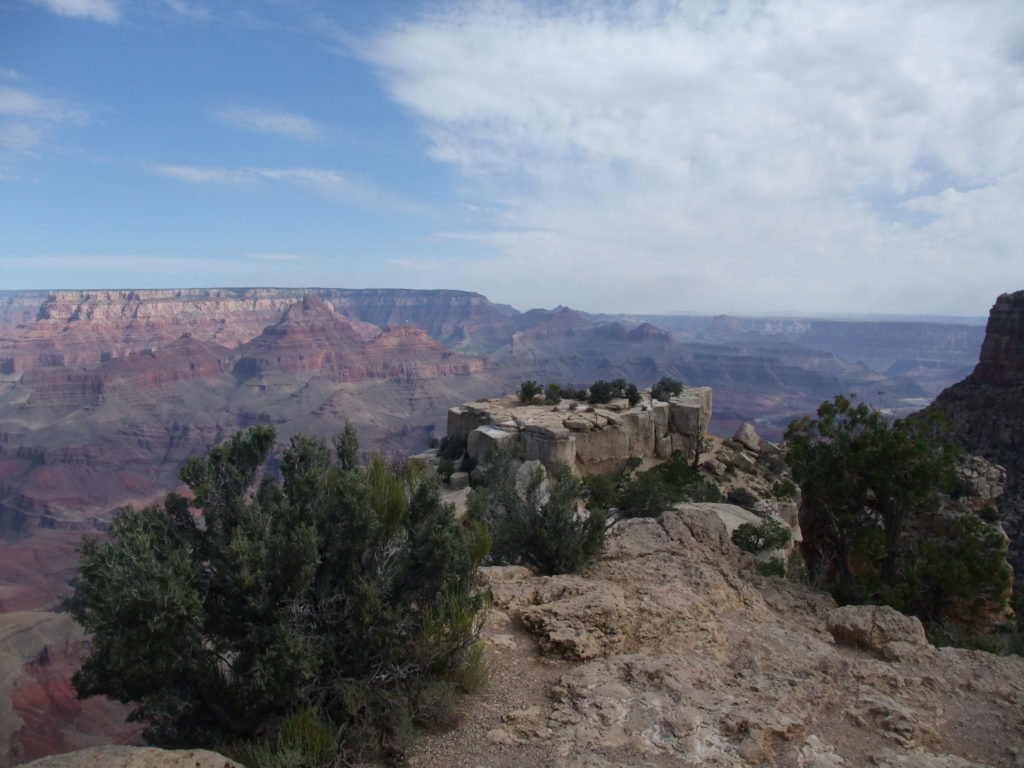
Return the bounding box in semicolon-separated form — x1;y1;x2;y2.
447;387;712;477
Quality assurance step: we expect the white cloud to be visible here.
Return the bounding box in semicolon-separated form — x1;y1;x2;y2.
148;163;376;202
0;86;88;155
366;0;1024;315
161;0;211;22
30;0;119;22
212;105;323;142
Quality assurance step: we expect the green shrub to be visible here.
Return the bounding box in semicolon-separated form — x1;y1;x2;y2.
229;705;338;768
756;557;786;577
437;458;455;481
616;451;721;516
582;473;618;510
786;395;1011;633
731;515;791;553
65;426;489;763
651;376;683;402
468;444;606;574
518;380;542;403
438;434;466;461
771;479;798;500
587;378;640;406
617;472;680;517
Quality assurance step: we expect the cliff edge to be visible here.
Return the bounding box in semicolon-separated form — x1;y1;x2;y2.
929;290;1024;583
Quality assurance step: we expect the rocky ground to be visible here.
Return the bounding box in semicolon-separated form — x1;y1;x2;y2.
408;504;1024;768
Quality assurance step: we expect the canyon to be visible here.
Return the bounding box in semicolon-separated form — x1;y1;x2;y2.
0;286;999;766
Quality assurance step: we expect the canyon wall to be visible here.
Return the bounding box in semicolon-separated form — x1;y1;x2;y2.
929;290;1024;584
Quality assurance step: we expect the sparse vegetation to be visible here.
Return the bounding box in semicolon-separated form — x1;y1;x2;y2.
731;514;791;553
651;376;683;402
543;383;587;403
771;479;798;500
65;425;490;763
518;380;543;403
756;557;787;577
786;395;1011;633
587;378;640;407
584;450;721;518
468;443;606;575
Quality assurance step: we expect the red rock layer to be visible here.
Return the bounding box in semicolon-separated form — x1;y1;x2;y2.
10;639;142;764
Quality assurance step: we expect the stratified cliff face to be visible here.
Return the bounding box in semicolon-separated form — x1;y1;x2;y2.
929;290;1024;583
0;288;513;374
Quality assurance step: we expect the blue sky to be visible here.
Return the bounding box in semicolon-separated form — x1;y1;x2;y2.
1;0;1023;316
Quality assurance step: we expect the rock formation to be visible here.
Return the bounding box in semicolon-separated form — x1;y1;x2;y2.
929;290;1024;583
410;504;1024;768
20;747;240;768
446;388;712;477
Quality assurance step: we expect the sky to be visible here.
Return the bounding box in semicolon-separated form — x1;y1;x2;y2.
1;0;1022;316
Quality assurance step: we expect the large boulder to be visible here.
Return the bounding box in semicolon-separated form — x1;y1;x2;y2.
733;422;762;452
22;747;241;768
826;605;928;660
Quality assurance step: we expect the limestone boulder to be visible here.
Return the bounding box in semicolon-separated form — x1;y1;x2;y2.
22;747;241;768
826;605;928;659
668;386;712;437
466;424;517;464
733;422;762;452
448;471;469;491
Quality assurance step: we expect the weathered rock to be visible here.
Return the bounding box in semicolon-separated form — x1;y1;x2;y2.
448;471;470;490
733;422;762;452
21;746;241;768
452;392;712;478
826;605;928;658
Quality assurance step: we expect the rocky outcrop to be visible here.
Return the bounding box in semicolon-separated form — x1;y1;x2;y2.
928;290;1024;584
417;504;1024;768
447;388;712;476
826;605;928;660
21;747;240;768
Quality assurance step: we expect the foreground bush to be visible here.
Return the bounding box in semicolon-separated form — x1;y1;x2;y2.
66;425;490;762
468;443;606;574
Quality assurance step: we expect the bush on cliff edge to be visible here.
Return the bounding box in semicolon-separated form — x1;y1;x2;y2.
66;424;490;763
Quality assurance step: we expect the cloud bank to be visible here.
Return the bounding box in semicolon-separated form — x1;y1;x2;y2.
367;0;1024;314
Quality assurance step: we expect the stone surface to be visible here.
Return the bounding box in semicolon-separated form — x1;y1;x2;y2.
732;422;762;452
448;471;470;491
826;605;928;658
415;504;1024;768
21;746;241;768
453;392;712;477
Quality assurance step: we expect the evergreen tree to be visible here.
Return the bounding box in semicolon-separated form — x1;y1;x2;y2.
66;425;489;761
